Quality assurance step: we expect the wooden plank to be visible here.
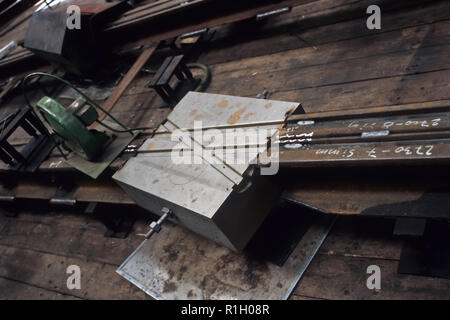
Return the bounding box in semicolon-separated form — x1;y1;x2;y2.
0;214;147;266
114;0;214;26
106;0;319;32
97;45;157;121
198;0;449;66
123;17;450;97
205;43;450;97
0;244;149;299
209;19;450;77
271;69;450;112
295;254;450;299
320;216;402;260
0;277;80;300
294;0;448;47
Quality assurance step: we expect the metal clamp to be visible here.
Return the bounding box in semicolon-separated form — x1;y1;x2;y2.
145;207;172;239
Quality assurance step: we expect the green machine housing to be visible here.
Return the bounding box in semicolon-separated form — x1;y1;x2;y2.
36;96;110;161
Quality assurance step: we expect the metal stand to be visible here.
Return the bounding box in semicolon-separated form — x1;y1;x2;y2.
0;107;57;172
148;55;200;108
49;180;77;206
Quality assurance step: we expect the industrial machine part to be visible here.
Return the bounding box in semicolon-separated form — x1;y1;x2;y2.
22;72;142;178
24;10;100;77
36;96;110;161
145;207;173;239
113;92;301;251
23;2;134;77
148;55;202;108
0;106;57;172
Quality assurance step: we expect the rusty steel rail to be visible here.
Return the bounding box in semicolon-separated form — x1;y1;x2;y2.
277;100;450;167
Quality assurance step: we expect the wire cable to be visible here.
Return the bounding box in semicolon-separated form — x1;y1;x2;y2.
22;63;211;134
22;72;135;133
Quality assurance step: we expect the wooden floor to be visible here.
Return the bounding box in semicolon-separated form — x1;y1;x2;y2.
1;0;450;299
1;204;450;299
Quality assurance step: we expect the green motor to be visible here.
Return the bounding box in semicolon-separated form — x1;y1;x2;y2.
36;96;110;161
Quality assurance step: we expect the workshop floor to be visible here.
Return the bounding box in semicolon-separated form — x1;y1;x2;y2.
1;205;450;300
1;0;450;299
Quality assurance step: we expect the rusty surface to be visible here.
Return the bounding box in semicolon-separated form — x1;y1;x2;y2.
117;212;335;300
0;175;135;204
278;102;450;217
283;181;450;219
286;100;450;123
280;112;450;141
279;138;450;167
280;160;450;218
278;103;450;167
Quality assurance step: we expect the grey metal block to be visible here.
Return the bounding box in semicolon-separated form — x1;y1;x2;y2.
113;92;299;251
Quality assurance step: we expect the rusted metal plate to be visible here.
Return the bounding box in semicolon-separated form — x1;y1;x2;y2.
281;164;450;218
0;175;135;204
277;100;450;218
281;112;450;140
279;138;450;167
278;101;450;167
117;213;335;300
286;100;450;123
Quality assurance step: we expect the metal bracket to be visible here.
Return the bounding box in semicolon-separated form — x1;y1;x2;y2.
49;180;77;206
145;207;172;239
0;107;57;172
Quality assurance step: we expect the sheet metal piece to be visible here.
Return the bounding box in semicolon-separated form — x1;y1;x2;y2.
117;213;335;300
66;120;138;179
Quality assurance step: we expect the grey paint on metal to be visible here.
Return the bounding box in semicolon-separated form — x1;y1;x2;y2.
113;92;299;251
116;214;335;300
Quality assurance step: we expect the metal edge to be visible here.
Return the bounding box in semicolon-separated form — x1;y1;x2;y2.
282;215;337;300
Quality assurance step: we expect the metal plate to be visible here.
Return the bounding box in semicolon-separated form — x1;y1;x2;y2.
116;213;335;300
66;121;138;179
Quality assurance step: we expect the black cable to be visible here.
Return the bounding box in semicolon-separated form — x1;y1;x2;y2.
22;62;211;134
22;72;137;133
